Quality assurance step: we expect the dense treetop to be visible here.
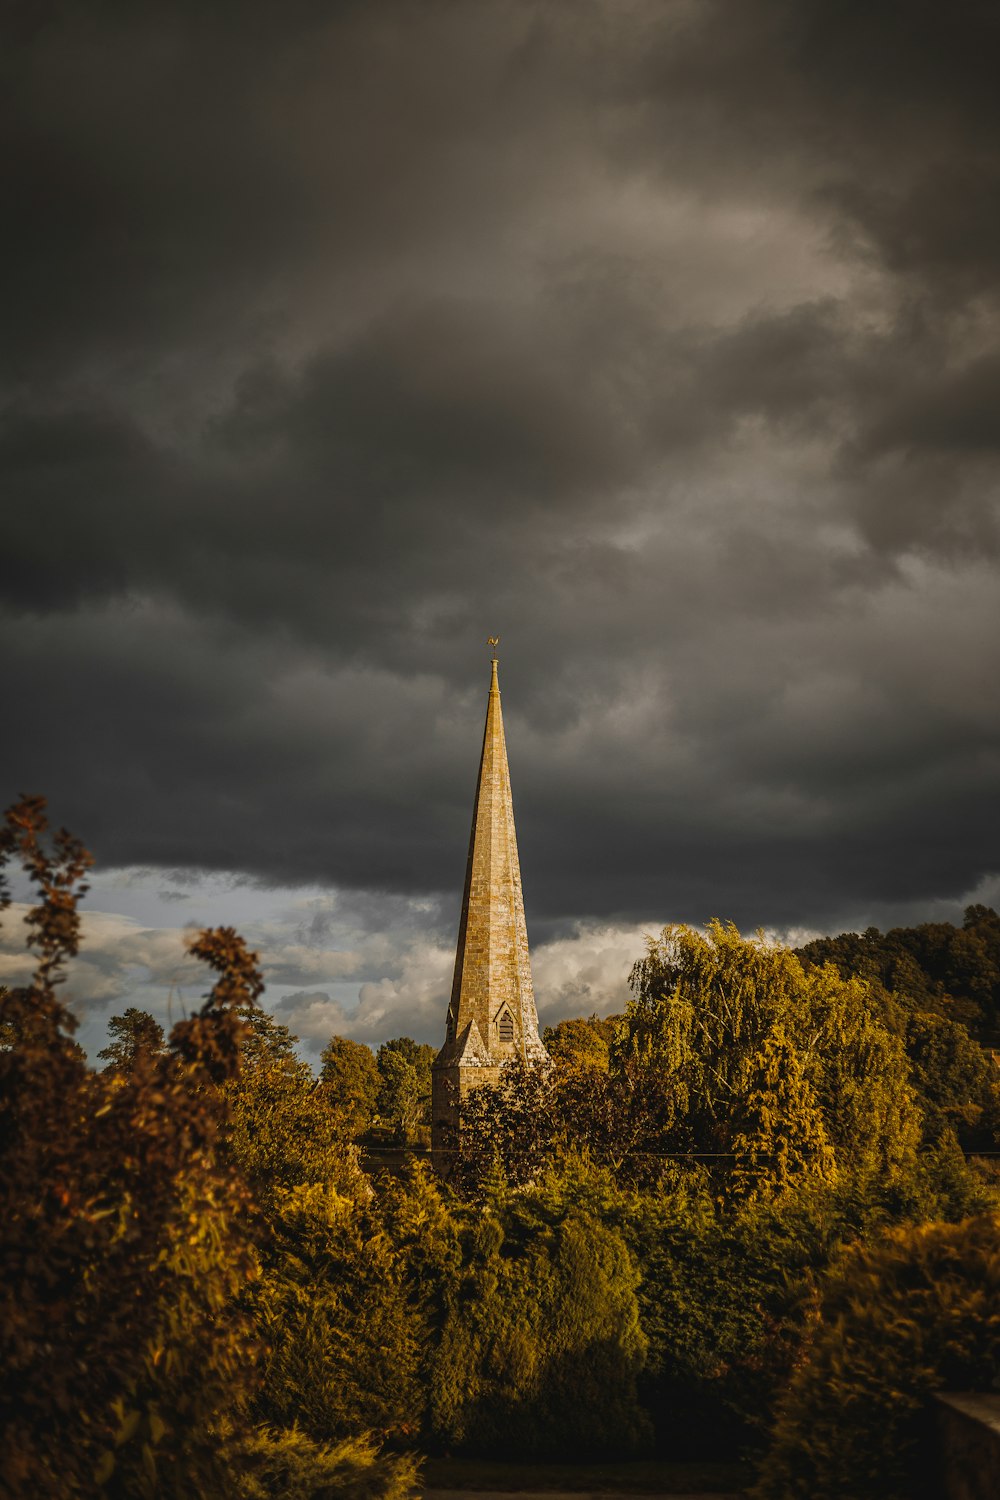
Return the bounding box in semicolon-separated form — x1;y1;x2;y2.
797;905;1000;1043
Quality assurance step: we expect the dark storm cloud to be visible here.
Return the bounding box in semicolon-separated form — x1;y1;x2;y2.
2;0;999;933
631;1;1000;297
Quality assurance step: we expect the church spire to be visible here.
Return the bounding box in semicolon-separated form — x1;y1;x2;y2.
432;645;547;1154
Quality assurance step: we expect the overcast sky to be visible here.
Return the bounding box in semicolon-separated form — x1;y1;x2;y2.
3;1;999;1055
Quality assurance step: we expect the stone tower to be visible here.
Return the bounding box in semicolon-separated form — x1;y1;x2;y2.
431;651;547;1156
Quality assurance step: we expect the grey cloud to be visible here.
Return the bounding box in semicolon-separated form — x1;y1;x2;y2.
3;0;999;951
630;1;1000;300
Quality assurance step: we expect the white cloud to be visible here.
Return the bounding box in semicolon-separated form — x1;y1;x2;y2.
532;922;650;1027
1;881;647;1058
6;866;995;1066
0;904;202;1011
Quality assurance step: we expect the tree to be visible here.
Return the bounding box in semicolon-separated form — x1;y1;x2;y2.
728;1029;836;1206
320;1035;380;1137
451;1046;676;1195
796;906;1000;1045
0;796;260;1497
0;796;416;1500
551;1057;673;1183
904;1009;996;1145
376;1037;435;1140
235;1002;301;1071
224;1007;366;1204
798;961;920;1183
97;1006;165;1074
542;1014;620;1071
452;1059;559;1193
620;922;921;1193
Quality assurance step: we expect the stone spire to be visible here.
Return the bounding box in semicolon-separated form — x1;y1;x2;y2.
432;649;547;1154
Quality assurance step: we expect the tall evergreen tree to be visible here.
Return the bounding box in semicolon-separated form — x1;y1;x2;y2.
729;1029;836;1205
97;1007;166;1074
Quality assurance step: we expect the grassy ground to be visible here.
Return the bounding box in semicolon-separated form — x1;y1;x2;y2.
420;1457;751;1494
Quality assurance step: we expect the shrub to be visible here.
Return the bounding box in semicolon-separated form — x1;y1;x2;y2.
250;1182;423;1445
235;1428;419;1500
754;1211;1000;1500
430;1186;649;1458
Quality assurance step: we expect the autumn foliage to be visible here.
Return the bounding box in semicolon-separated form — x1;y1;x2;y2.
0;797;261;1495
3;796;1000;1499
0;797;416;1500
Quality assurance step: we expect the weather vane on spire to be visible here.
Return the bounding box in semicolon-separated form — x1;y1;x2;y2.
487;636;500;660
